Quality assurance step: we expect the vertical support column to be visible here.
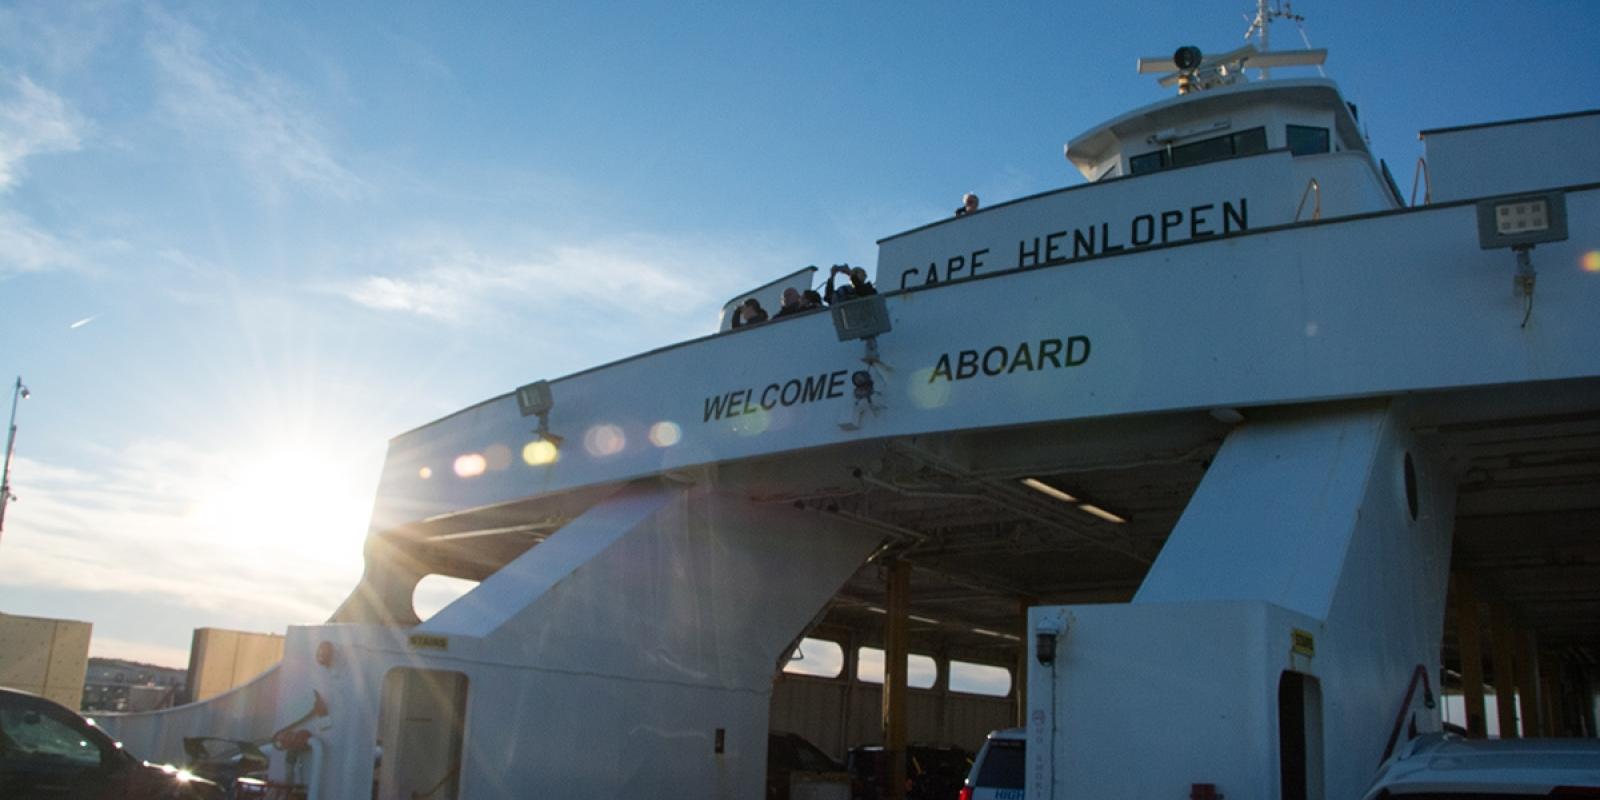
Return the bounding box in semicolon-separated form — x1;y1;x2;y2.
1540;650;1563;737
934;645;951;744
1490;602;1520;737
839;632;857;752
1451;575;1488;738
1516;631;1542;736
883;560;910;800
1015;597;1030;728
1580;667;1600;738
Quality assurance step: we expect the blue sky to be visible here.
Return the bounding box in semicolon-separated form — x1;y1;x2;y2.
1;1;1596;667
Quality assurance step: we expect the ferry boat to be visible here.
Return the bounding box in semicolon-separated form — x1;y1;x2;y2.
98;7;1600;799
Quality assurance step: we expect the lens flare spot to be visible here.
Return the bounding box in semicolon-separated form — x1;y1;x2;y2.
418;466;432;480
1583;251;1600;273
732;408;770;436
453;453;487;478
648;421;682;447
1305;321;1320;337
522;440;559;466
484;443;512;471
584;424;626;456
908;367;952;409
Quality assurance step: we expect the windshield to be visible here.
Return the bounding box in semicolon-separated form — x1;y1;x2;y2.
975;739;1025;789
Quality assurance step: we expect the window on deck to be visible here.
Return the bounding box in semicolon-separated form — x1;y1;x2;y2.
1286;124;1330;155
1129;126;1268;175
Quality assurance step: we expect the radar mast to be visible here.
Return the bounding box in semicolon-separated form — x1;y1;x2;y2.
1136;2;1326;95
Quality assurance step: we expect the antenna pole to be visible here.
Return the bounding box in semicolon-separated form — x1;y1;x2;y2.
1257;0;1271;53
1243;0;1308;80
0;376;27;538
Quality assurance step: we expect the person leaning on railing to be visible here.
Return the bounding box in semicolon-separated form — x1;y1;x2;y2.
730;298;769;329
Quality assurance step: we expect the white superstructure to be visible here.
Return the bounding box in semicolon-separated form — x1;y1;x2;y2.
99;24;1600;800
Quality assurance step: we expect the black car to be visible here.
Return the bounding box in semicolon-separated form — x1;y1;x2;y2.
0;686;223;800
848;743;973;800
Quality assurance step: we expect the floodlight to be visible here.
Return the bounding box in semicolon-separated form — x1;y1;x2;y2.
1474;191;1568;321
515;380;554;417
514;379;562;447
830;295;892;342
1476;191;1568;250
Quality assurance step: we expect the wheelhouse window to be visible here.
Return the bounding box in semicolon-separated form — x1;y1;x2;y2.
1129;126;1268;175
1286;124;1330;155
1129;150;1165;175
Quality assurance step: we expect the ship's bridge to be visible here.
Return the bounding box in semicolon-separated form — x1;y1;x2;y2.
1066;78;1370;183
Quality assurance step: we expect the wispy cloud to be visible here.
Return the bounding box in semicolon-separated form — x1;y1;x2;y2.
0;75;84;191
328;235;746;326
0;444;370;633
0;1;125;77
0;210;83;276
146;12;361;201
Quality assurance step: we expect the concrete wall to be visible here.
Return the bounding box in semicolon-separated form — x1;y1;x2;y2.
0;612;92;708
185;627;284;703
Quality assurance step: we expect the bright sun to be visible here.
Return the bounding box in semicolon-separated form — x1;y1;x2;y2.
189;446;373;563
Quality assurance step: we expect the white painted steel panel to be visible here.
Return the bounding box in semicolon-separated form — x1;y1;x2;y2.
265;488;882;799
1423;112;1600;202
370;188;1600;534
1030;401;1457;800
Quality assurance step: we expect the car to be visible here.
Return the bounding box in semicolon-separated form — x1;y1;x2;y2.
1360;732;1600;799
769;730;851;800
0;686;224;800
847;743;972;800
960;727;1025;800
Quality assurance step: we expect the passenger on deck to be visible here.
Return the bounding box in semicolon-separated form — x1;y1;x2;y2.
731;298;768;329
801;289;824;310
825;265;877;305
773;287;806;318
955;192;980;216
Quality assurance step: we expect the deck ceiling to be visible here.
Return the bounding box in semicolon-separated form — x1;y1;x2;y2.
803;381;1600;679
400;380;1600;683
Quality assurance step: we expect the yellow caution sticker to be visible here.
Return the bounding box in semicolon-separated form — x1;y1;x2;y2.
409;634;449;651
1291;629;1315;658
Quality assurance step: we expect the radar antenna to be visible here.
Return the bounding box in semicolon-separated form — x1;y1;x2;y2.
1136;43;1326;95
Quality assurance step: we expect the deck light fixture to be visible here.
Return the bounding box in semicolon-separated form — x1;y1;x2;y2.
836;296;892;430
515;379;563;447
831;294;892;366
1023;477;1130;524
1077;503;1129;525
1021;477;1076;503
1035;618;1064;666
830;294;891;342
1476;190;1568;326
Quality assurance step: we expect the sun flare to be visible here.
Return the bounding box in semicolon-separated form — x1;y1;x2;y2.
189;446;372;561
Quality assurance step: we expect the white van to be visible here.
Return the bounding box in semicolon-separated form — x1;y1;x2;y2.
1360;733;1600;799
959;728;1025;800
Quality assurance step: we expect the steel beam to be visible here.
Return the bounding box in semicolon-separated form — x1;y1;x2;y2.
1451;574;1488;738
1490;601;1520;737
883;559;911;800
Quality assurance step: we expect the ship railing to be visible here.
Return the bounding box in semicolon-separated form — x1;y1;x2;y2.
1294;177;1322;221
1410;157;1431;206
